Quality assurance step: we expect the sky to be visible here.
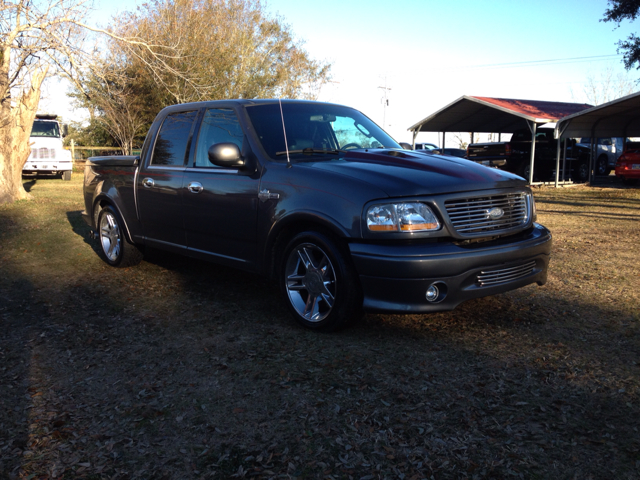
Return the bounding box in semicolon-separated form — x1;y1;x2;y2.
39;0;640;146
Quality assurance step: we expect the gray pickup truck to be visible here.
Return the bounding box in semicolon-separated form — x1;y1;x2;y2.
577;137;625;176
82;99;552;331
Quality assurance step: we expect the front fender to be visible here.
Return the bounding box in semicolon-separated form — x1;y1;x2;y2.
261;210;352;277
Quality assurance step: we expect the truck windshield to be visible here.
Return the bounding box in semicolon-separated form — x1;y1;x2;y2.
245;102;400;159
31;120;60;138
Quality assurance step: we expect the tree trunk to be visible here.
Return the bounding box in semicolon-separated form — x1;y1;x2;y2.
0;68;48;204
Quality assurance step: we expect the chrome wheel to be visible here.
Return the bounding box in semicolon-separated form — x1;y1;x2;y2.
285;242;336;323
100;210;121;262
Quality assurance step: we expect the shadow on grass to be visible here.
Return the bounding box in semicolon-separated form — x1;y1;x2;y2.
0;187;638;477
589;175;639;189
2;231;640;478
1;255;639;478
0;209;57;477
22;179;37;192
65;210;103;259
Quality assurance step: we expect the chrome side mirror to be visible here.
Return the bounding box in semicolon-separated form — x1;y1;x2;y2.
207;143;245;168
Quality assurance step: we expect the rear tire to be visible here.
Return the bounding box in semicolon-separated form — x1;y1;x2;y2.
279;231;362;331
97;206;143;267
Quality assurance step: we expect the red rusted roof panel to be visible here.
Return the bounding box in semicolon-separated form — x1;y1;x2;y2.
472;97;592;121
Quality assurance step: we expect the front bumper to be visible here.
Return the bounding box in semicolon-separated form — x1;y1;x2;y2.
22;161;72;174
349;224;552;313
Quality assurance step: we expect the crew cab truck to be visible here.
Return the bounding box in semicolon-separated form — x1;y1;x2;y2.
467;128;590;182
23;114;73;180
82;100;552;331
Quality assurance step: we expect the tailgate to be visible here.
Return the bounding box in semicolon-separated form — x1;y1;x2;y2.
467;143;509;159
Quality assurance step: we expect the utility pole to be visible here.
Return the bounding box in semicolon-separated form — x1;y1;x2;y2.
378;79;391;129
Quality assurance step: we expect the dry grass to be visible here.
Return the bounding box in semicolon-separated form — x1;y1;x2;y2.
0;176;639;479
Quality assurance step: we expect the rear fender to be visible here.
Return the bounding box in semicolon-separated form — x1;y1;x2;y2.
92;195;138;245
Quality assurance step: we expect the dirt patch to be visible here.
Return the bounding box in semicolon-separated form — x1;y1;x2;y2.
1;177;639;479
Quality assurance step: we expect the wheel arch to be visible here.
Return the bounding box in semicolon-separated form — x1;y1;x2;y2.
263;211;352;279
93;195;136;245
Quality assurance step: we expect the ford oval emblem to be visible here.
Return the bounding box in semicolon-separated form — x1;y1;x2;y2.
487;207;504;219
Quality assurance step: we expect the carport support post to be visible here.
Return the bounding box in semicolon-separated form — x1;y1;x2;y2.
554;122;570;187
589;134;595;184
562;139;567;183
527;121;537;184
555;134;561;188
442;131;446;149
412;130;418;149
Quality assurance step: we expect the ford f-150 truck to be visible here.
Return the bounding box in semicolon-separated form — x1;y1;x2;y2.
82;100;552;331
467;127;591;182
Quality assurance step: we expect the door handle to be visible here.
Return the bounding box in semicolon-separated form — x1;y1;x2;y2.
188;182;204;194
142;177;154;188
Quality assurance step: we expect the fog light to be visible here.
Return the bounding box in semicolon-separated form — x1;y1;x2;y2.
426;285;439;302
425;282;447;303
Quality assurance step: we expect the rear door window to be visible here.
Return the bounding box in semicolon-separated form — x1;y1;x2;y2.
151;111;198;166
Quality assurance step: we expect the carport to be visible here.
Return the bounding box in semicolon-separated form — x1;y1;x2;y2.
408;96;592;184
556;90;640;184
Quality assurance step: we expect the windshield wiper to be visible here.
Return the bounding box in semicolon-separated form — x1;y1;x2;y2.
275;148;340;156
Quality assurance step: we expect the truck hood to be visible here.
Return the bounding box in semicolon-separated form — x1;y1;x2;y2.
305;149;525;197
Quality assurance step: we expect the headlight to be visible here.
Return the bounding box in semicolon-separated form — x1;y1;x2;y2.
367;202;440;232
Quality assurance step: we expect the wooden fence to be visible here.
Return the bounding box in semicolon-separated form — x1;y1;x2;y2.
64;141;141;164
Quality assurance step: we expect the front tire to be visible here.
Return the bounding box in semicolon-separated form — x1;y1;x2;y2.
97;206;143;267
62;170;72;181
573;157;589;183
596;155;609;176
280;231;362;331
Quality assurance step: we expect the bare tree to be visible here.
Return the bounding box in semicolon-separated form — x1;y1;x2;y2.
571;66;638;106
71;0;332;159
0;0;189;203
453;132;479;149
0;0;92;203
75;62;151;155
109;0;331;104
582;66;637;105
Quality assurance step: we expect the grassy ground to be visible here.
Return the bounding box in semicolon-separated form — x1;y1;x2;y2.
0;175;639;479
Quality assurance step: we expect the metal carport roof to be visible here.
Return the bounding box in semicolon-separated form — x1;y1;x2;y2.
556;90;640;139
408;96;594;185
555;90;640;184
408;96;593;135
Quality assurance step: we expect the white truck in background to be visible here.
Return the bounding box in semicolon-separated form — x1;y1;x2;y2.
22;114;73;180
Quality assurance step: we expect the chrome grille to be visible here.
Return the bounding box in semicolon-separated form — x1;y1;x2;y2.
445;193;529;235
477;261;536;287
31;148;55;159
